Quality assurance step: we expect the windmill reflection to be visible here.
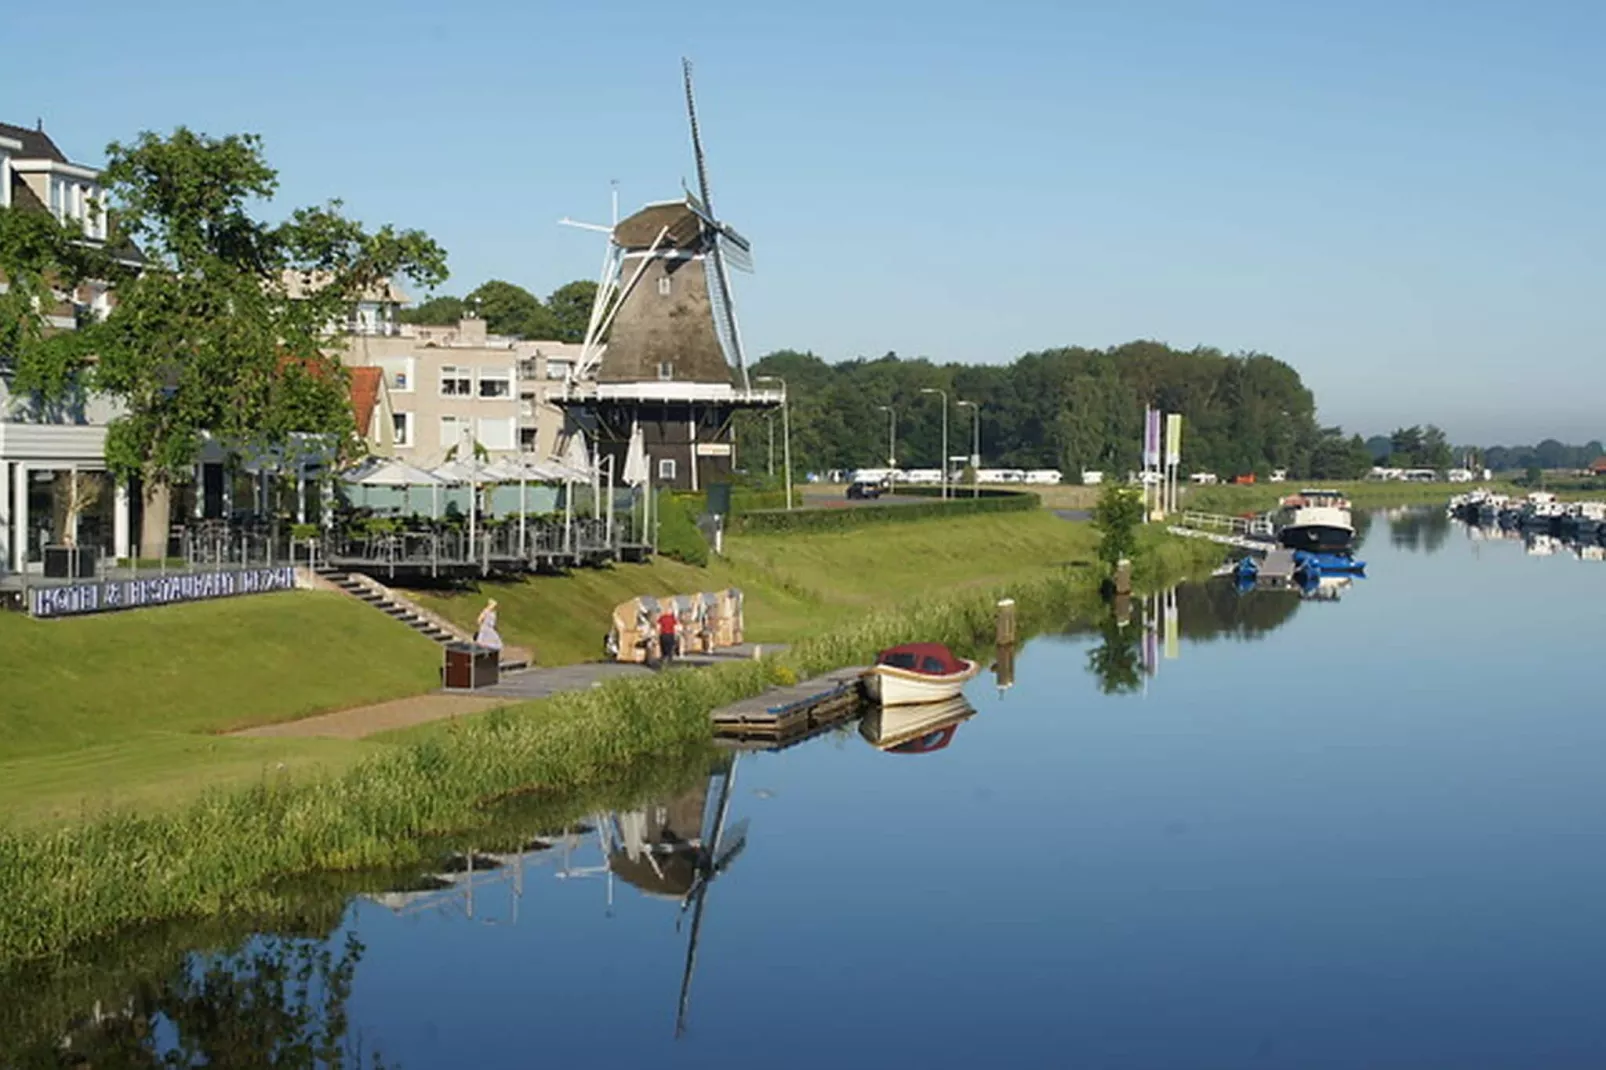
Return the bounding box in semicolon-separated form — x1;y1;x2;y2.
551;755;747;1039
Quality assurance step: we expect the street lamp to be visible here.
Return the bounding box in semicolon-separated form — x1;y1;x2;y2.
956;399;980;499
876;404;897;474
755;375;792;510
919;387;949;499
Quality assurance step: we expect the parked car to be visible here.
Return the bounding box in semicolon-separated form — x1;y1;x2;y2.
847;481;886;500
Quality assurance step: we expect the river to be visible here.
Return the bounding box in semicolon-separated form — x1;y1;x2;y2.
13;507;1606;1067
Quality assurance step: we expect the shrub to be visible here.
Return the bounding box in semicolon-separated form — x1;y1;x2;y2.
655;490;709;566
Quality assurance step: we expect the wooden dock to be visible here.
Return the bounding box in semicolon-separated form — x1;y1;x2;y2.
709;666;869;741
1259;548;1298;581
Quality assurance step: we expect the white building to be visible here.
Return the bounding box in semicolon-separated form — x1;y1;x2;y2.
1;120;142;575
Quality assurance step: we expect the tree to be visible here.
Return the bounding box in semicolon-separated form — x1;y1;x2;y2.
1389;426;1424;466
399;293;465;325
547;279;598;342
466;279;554;338
1092;485;1144;567
0;201;109;410
72;128;447;556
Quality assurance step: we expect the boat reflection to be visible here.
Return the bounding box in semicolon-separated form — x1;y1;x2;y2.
859;695;978;754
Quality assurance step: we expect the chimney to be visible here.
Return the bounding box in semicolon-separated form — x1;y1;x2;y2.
456;316;487;346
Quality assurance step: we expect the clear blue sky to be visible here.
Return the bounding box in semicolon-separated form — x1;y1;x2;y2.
5;0;1601;443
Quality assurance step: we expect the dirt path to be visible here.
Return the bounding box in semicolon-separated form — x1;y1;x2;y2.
230;646;777;741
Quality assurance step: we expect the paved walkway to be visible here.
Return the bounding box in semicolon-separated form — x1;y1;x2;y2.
230;644;780;741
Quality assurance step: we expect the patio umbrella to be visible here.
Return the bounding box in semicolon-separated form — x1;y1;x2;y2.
342;457;447;517
432;457;504;571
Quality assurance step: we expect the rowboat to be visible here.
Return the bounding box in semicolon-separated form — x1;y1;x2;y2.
862;643;981;707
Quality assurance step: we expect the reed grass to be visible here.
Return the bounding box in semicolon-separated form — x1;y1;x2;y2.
0;533;1208;969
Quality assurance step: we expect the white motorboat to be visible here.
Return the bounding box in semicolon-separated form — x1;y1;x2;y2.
1276;489;1356;554
862;643;981;707
859;694;977;753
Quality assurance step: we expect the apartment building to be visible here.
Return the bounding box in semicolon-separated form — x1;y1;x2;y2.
340;315;577;465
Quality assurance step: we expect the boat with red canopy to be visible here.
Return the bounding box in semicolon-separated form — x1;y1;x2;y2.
862;642;981;707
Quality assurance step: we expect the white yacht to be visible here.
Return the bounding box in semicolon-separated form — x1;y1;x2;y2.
1276;489;1356;554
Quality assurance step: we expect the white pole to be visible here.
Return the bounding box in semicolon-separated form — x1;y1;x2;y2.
782;389;793;511
941;395;949;499
519;477;527;558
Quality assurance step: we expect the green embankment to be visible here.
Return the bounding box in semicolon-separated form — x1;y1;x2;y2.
0;592;438;824
0;567;1120;968
409;510;1100;662
1179;479;1502;514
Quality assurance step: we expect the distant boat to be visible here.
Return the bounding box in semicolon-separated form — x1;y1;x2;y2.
859;695;977;753
862;643;981;707
1276;489;1355;554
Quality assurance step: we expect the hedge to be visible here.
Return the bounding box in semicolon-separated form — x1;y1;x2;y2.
728;489;1039;535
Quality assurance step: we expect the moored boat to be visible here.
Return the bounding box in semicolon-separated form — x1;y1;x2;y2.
1276;489;1356;554
862;643;981;707
858;695;977;753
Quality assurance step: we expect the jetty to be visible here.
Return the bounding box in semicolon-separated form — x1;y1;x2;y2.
710;666;868;743
1166;510;1278;553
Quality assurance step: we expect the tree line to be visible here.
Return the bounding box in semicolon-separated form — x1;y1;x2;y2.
401;278;597;342
736;343;1377;481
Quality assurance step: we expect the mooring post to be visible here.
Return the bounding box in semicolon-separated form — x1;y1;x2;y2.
996;598;1017;647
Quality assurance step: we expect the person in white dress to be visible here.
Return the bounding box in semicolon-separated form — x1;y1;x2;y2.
475;599;503;651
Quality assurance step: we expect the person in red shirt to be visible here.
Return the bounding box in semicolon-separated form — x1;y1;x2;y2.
658;608;679;663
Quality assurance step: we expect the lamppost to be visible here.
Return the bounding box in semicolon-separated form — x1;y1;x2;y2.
956;399;980;498
766;412;775;477
919;387;949;499
756;375;792;510
876;404;897;474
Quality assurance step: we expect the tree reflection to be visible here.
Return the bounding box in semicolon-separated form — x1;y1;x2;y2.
1086;596;1145;694
1387;507;1451;554
49;933;384;1068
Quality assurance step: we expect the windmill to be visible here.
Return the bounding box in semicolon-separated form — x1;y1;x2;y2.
556;60;781;493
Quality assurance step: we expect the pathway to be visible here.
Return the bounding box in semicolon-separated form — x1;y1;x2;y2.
230;644;780;741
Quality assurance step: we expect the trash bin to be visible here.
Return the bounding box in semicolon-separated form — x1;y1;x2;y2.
444;642;499;690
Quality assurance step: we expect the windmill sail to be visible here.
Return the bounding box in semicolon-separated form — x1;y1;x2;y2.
683;57;750;389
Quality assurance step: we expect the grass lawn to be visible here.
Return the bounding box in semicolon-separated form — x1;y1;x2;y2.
1181;479;1502;515
410;510;1100;664
0;510;1104;827
0;591;439;824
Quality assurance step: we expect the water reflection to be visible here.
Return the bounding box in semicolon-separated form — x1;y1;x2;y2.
30;934;380;1068
859;695;978;753
1456;519;1606;561
1385;506;1452;554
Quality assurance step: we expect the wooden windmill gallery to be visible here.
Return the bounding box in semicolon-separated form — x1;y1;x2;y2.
555;60;784;495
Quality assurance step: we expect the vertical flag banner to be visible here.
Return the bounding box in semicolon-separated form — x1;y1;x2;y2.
1165;414;1182;466
1163;589;1180;660
1143;408;1161;468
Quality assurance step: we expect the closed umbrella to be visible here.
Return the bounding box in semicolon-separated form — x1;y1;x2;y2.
432;457;503;571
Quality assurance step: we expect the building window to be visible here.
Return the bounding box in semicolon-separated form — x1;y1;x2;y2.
658;276;672;296
478;368;513;398
440;415;466;452
477;416;515;452
377;356;413;393
392;412;413;447
519;427;538;452
546;359;572;381
440;366;471;397
657;362;674;381
658;458;677;481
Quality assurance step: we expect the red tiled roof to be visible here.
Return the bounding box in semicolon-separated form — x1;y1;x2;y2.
349;367;382;438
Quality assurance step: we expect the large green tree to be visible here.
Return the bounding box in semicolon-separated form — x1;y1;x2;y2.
41;128;448;556
465;279;554;338
547;279;598;342
1;203;109;412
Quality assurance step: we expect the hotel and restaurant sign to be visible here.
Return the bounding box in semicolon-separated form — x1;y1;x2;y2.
29;567;298;619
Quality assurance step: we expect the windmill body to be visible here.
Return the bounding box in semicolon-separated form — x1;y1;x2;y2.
556;61;782;492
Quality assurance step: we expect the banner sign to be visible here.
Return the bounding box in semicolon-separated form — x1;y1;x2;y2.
30;566;297;619
1143;408;1162;467
1165;413;1183;466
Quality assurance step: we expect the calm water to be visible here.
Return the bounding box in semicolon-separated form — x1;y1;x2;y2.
19;509;1606;1067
